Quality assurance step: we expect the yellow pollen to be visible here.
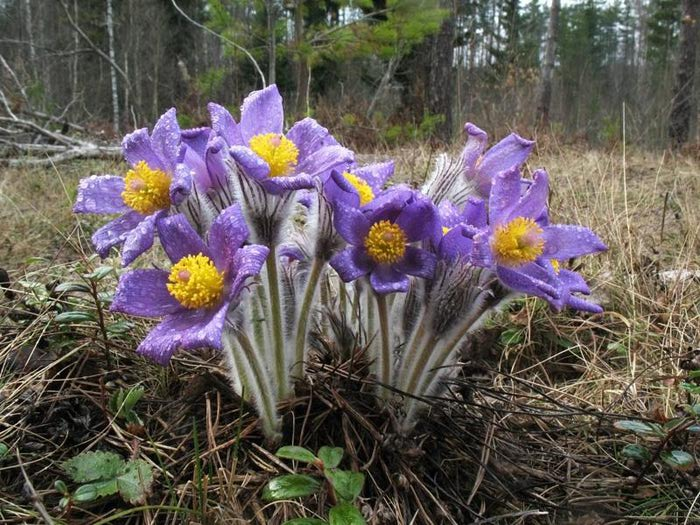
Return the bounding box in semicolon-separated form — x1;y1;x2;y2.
167;253;224;309
551;259;561;274
364;220;407;264
491;216;544;267
342;172;374;206
249;133;299;177
121;161;171;214
442;226;451;235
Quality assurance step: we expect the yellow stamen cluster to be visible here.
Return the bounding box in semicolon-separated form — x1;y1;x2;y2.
249;133;299;177
491;216;544;267
342;172;374;206
364;220;407;264
121;161;172;214
551;259;561;274
442;226;451;235
167;253;224;309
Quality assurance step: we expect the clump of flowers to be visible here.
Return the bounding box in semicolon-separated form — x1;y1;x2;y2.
75;85;606;438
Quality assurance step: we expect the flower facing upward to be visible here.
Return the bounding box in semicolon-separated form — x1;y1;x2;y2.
111;205;269;364
330;188;439;294
471;167;607;311
73;109;192;266
208;85;354;195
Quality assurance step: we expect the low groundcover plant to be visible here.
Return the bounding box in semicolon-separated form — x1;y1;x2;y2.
74;85;606;438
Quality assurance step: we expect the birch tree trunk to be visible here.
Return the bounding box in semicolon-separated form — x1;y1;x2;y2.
536;0;560;128
106;0;120;134
669;0;700;148
266;0;277;85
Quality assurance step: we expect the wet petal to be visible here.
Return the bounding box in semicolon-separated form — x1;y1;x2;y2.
260;173;315;194
496;264;559;300
286;117;334;162
208;102;244;146
181;127;212;157
461;122;488;173
121;211;163;266
208;204;250;270
324;170;361;208
295;145;354;179
74;175;128;214
239;85;283;143
478;131;534;195
136;302;230;365
157;213;209;263
489;167;522;224
230;145;270;181
369;265;409;294
92;211;143;258
395;196;440;243
542;225;607;259
111;269;181;317
227;244;269;299
396;246;436;279
333;202;371;245
438;225;474;261
330;246;373;282
353;161;394;193
122;128;163;170
151;108;182;171
170;163;192;206
509;169;549;222
462;197;487;228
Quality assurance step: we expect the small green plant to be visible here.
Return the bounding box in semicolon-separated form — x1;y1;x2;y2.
263;445;366;525
56;450;153;509
108;386;145;426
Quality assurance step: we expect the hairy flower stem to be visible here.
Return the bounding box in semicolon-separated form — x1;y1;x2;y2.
375;292;391;398
292;256;324;381
394;306;428;391
265;245;288;399
232;331;280;438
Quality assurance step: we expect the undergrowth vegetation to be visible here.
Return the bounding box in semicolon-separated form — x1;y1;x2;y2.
1;140;699;524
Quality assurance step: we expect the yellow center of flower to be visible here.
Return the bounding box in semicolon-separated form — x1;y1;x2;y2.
342;172;374;206
248;133;299;177
121;161;172;214
364;220;407;264
491;217;544;267
167;253;224;309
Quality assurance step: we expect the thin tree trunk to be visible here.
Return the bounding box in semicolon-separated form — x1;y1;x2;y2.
669;0;700;148
71;0;79;103
266;0;277;84
23;0;37;83
106;0;119;134
425;6;455;143
293;0;309;115
536;0;560;128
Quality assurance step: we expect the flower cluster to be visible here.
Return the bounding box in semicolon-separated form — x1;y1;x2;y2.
75;85;606;437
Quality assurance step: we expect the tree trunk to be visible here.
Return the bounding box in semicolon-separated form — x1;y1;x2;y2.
669;0;700;148
424;8;455;143
106;0;119;134
293;0;309;116
266;0;277;85
536;0;560;128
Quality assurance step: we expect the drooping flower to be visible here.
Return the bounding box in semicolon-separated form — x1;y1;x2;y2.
74;109;191;265
208;86;354;195
330;187;440;294
461;123;535;199
323;161;394;208
472;167;607;309
435;197;487;261
111;205;269;364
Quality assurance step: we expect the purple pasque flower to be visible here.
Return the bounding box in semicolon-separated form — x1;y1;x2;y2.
329;187;440;294
471;167;607;308
111;205;269;365
323;161;394;208
208;85;354;195
435;197;487;261
462;123;534;199
74;109;191;266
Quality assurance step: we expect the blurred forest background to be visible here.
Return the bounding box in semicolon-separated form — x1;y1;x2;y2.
0;0;697;150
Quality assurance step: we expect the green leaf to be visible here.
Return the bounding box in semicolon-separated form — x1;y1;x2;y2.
116;459;154;504
283;519;328;525
54;282;92;294
499;328;523;346
622;444;651;461
263;474;321;501
54;480;68;494
276;446;318;464
688;425;700;433
326;470;365;503
328;503;366;525
660;450;695;470
84;266;114;281
318;447;344;469
613;420;664;437
63;451;124;483
0;442;8;459
54;311;96;324
73;484;98;502
682;382;700;395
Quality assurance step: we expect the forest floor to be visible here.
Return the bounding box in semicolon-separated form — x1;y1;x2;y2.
0;142;699;524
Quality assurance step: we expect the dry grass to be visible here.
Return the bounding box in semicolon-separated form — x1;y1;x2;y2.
0;142;699;524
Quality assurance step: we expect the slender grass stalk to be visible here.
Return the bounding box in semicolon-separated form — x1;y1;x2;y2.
292;256;324;380
375;292;391;398
265;245;288;398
